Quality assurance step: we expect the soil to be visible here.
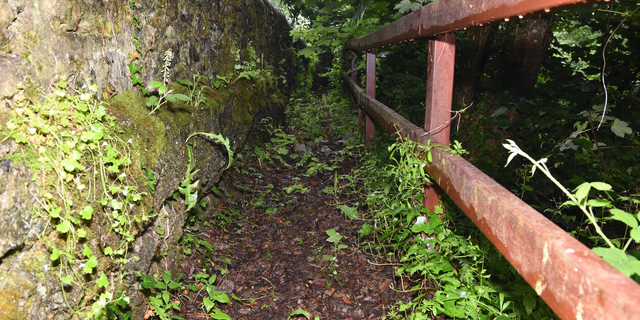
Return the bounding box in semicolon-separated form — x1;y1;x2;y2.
171;129;412;319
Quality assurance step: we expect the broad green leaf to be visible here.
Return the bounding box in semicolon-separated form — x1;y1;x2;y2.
77;228;86;238
208;287;229;304
288;308;311;319
592;247;640;277
149;81;163;88
298;47;316;59
523;294;536;315
336;205;359;220
49;207;62;218
326;229;343;243
162;290;170;304
176;79;193;86
103;246;113;255
140;275;158;289
56;221;71;233
394;0;422;14
573;182;591;203
590;182;612;191
610;209;638;229
60;275;74;284
83;256;98;274
209;309;232;320
172;93;191;101
80;205;93;220
168;281;182;289
162;271;172;284
611;118;632;138
97;272;109;287
83;244;93;258
203;297;215;313
360;223;371;237
586;199;610;207
50;249;62;261
630;228;640;243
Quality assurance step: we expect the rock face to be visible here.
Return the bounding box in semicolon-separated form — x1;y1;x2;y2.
0;0;304;318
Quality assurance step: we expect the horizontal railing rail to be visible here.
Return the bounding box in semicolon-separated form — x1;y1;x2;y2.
342;0;640;319
344;0;599;51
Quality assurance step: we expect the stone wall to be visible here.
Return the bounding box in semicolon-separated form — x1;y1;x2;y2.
0;0;302;318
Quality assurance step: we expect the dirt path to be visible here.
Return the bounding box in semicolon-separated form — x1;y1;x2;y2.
172;127;410;319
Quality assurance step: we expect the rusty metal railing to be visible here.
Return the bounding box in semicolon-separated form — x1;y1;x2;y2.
342;1;640;320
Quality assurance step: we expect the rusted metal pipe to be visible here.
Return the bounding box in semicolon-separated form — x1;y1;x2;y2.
365;50;377;147
344;0;602;51
423;33;456;211
342;71;640;320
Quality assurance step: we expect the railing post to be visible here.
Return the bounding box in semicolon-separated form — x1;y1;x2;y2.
424;33;456;212
365;49;376;147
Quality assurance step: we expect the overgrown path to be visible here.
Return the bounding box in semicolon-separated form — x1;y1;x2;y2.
172;96;411;319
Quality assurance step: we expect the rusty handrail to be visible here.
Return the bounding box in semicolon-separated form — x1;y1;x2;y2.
344;0;602;51
341;0;640;318
342;72;640;320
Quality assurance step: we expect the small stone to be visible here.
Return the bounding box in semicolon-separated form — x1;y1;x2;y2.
293;142;308;153
320;146;332;154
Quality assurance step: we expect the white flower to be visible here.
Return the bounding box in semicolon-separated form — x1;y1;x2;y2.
127;138;132;144
28;128;37;134
102;141;108;147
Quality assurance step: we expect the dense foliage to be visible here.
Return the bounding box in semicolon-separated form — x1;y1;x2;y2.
272;0;640;317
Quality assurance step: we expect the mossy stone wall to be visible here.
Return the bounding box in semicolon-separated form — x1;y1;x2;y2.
0;0;300;318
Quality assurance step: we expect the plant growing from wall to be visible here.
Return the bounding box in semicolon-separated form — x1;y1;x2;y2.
0;81;160;318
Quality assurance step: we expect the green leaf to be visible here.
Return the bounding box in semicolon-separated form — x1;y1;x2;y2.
149;81;163;88
80;205;94;220
360;223;371;237
77;228;87;238
288;308;311;319
394;0;422;14
60;275;74;284
172;93;191;101
176;79;193;86
203;297;215;313
573;182;591;203
103;246;113;255
610;209;639;229
160;271;171;284
209;309;232;320
97;272;109;287
523;294;536;315
298;47;316;59
50;249;62;261
611;118;632;138
49;207;62;218
325;229;343;243
140;275;158;289
56;221;71;233
630;228;640;243
83;244;93;258
83;256;98;274
336;205;359;220
590;182;612;191
162;290;170;305
208;288;230;304
168;281;182;289
592;247;640;277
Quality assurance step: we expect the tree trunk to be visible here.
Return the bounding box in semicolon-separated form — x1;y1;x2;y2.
507;15;555;94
